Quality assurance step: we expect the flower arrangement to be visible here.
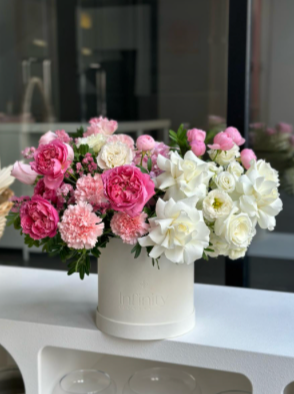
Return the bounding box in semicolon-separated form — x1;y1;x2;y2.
9;117;283;278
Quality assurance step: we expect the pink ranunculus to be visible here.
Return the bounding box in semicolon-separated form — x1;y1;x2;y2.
20;195;59;240
102;165;155;217
34;179;58;204
277;122;293;134
240;149;257;170
83;116;118;137
110;211;149;245
11;162;38;185
187;128;206;143
208;131;235;151
31;139;72;189
224;127;245;146
190;140;206;157
107;134;135;150
136;135;155;151
39;131;58;145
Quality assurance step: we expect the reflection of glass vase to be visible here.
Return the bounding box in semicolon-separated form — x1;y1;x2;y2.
123;368;201;394
54;370;116;394
0;367;25;393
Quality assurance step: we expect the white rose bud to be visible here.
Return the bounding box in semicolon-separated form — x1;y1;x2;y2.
209;145;240;166
215;171;236;193
97;141;133;169
202;189;233;221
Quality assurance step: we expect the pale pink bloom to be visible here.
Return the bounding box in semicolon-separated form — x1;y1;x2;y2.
84;116;118;137
107;134;135;150
21;146;36;159
224;127;245;146
190;140;206;157
75;173;109;212
240;149;257;170
59;202;104;249
110;211;149;245
39;131;57;145
187;128;206;142
277;122;293;134
102;165;155;217
208;131;235;151
55;130;72;143
20;196;59;240
136;135;155;151
11;162;38;185
266;128;276;136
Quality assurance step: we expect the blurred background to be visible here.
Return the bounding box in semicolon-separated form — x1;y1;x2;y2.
0;0;293;291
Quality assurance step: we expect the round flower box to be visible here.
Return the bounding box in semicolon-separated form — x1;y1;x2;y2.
96;239;196;340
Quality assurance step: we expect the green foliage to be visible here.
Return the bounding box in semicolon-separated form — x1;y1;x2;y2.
131;242;142;258
147;157;152;172
169;124;189;157
136;165;149;174
70;127;84;139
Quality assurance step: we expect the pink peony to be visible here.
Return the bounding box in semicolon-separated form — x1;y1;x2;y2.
102;165;155;217
208;131;235;151
75;173;109;212
20;196;59;240
59;202;104;249
240;149;257;170
136;135;155;151
31;140;73;189
11;162;38;185
187;128;206;142
277;122;293;134
224;127;245;146
110;211;149;244
84;116;118;137
107;134;135;150
190;140;206;156
34;179;58;204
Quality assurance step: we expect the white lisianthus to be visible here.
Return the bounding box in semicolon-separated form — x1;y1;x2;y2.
208;145;240;166
227;162;244;180
215;207;255;250
156;151;213;202
97;141;133;169
76;133;107;153
202;189;233;221
236;160;283;230
215;171;236;193
139;196;210;264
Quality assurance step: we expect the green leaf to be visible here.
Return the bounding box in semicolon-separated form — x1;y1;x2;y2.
13;216;21;230
169;129;178;139
136;165;149;174
79;144;90;155
70;127;84;139
147;157;152;172
131;243;142;259
202;252;209;261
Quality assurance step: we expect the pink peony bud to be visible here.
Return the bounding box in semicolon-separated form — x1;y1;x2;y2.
136;135;156;151
187;128;206;142
190;140;206;157
240;149;257;170
224;127;245;146
11;162;38;185
208;131;235;151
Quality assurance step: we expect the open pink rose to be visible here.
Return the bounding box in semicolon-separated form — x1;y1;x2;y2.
84;116;118;137
31;139;72;189
208;131;235;151
187;128;206;142
224;127;245;146
20;195;59;240
136;135;155;151
240;149;257;169
11;162;38;185
190;140;206;157
102;165;155;217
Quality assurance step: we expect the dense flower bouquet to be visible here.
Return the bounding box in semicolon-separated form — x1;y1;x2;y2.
9;117;283;279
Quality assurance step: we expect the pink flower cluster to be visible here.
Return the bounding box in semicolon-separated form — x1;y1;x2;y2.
84;116;118;137
110;211;149;245
75;173;109;212
209;127;245;151
187;128;206;156
134;141;170;176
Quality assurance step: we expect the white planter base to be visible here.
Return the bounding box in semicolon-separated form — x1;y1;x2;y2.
96;239;196;341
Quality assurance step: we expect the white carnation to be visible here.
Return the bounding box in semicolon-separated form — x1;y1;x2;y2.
215;171;236;193
139;196;210;264
76;133;107;153
97;141;133;169
202;189;233;221
156;150;213;202
208;145;240;166
227;162;244;180
236;160;282;230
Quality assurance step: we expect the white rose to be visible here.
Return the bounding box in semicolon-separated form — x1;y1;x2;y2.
97;141;133;169
139;196;210;264
215;171;236;193
156;151;213;202
227;162;244;180
215;207;255;249
207;161;223;175
208;145;240;166
76;133;107;153
236;160;282;230
228;247;247;260
202;189;233;221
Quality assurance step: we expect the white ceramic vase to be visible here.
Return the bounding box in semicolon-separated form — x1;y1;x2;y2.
96;239;195;340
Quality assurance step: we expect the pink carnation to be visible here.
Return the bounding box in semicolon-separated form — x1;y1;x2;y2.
110;211;149;244
20;196;59;240
84;116;118;137
108;134;135;150
75;173;109;212
59;202;104;249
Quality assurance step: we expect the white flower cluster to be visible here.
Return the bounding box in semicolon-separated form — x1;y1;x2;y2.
140;146;282;263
